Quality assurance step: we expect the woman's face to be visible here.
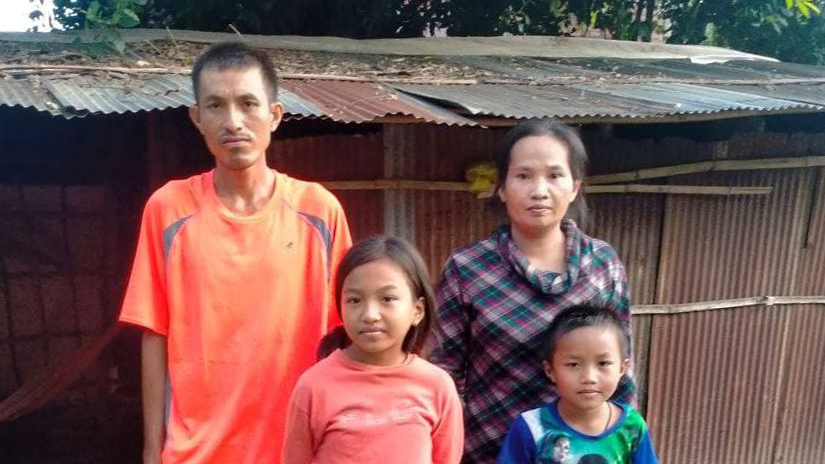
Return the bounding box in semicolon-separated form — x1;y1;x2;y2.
498;135;581;235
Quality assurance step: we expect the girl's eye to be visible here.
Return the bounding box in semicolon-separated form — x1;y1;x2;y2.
565;362;578;368
515;172;529;180
345;297;360;304
382;296;399;303
599;361;613;367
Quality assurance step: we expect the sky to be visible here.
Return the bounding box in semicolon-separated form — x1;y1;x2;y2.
0;0;43;32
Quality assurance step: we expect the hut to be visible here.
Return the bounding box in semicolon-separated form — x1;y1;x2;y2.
0;29;824;463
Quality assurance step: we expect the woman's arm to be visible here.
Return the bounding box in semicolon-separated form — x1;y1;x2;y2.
608;256;637;405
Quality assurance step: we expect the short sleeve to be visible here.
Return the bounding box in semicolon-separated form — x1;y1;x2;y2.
431;372;465;464
632;427;659;464
497;416;536;464
118;194;170;335
325;194;352;331
281;378;316;464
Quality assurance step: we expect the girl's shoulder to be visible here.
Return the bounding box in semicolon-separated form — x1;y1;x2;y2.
293;351;343;391
410;356;464;389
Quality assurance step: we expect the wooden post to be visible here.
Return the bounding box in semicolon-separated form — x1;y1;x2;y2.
382;126;416;242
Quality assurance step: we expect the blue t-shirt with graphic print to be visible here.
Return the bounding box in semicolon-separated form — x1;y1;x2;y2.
498;400;658;464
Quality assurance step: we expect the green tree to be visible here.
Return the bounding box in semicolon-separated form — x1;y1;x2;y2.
43;0;825;63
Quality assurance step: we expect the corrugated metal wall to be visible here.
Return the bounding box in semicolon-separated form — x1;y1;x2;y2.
647;305;789;464
385;125;825;464
269;131;385;241
655;170;814;303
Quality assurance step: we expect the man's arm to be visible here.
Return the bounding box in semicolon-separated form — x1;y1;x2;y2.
142;330;167;464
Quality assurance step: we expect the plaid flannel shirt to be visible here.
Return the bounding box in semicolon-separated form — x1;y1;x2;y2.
427;220;634;464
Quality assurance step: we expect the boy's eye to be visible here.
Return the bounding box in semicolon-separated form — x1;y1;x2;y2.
207;102;221;109
382;296;399;303
565;362;578;368
244;100;258;108
515;172;529;180
599;361;613;367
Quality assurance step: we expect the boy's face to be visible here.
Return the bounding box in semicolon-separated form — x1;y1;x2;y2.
544;325;629;412
189;65;283;173
552;437;570;462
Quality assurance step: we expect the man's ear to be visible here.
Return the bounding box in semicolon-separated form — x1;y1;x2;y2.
269;102;284;132
189;105;203;134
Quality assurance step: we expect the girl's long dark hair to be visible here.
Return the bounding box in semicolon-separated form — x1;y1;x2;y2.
316;236;436;360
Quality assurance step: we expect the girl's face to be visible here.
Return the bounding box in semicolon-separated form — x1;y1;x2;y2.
341;259;425;366
498;135;581;235
544;326;628;413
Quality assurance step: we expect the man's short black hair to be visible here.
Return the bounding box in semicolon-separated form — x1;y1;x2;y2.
191;42;279;104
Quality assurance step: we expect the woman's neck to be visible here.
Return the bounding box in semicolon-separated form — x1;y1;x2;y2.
510;223;566;272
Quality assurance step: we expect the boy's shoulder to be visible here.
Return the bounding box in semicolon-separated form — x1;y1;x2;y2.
620;404;649;432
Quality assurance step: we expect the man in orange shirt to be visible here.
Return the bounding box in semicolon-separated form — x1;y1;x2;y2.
119;42;352;464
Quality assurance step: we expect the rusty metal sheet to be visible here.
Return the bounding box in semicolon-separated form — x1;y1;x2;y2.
655;170;812;304
647;305;788;464
269;131;385;240
797;167;825;295
280;80;476;126
774;304;825;464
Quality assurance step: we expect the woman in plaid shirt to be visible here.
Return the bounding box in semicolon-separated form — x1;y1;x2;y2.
427;120;634;464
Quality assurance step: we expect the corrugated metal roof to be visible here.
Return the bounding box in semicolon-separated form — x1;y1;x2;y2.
395;81;819;121
0;75;474;124
0;80;59;115
279;80;476;125
3;55;825;122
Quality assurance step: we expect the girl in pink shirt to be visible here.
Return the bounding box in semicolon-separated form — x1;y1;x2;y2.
282;236;465;464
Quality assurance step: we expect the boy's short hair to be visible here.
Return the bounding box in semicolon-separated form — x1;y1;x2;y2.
191;42;279;104
543;304;630;361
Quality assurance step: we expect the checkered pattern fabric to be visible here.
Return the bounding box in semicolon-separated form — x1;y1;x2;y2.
427;220;634;464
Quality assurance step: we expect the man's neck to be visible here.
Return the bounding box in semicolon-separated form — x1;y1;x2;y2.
213;161;277;216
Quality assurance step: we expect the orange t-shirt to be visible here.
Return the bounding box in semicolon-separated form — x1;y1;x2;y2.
119;169;352;464
282;349;465;464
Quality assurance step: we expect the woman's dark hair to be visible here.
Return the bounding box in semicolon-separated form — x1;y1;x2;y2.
192;41;279;104
494;119;589;228
316;236;436;360
543;304;630;363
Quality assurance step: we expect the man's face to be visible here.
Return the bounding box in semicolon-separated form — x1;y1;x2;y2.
189;65;283;172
